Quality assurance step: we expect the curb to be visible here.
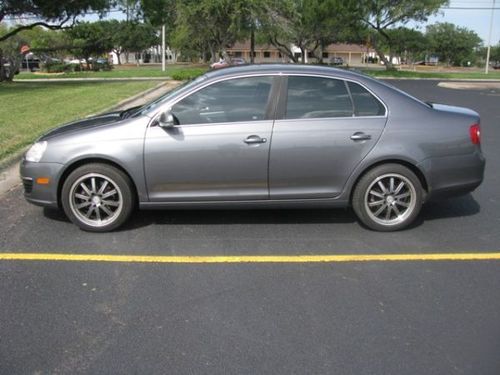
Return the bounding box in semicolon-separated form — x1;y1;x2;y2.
103;81;169;113
379;77;500;82
14;77;173;82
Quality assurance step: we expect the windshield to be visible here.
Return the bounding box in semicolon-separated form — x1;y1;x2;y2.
132;75;207;117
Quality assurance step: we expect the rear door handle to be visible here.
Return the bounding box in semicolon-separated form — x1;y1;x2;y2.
350;132;372;141
244;135;267;144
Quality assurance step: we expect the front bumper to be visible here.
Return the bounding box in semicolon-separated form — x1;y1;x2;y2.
20;160;64;208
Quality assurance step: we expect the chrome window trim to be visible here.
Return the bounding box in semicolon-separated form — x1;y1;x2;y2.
148;71;388;128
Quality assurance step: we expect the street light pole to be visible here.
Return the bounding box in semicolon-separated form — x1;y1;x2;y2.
485;0;496;74
161;25;166;72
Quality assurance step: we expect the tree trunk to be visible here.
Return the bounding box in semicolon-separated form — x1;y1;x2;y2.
0;48;5;82
116;52;121;65
374;45;394;70
250;28;255;64
209;44;217;63
299;46;305;64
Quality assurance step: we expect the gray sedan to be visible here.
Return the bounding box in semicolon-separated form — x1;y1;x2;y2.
20;65;485;232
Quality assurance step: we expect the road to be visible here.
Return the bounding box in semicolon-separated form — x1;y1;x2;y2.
1;80;500;374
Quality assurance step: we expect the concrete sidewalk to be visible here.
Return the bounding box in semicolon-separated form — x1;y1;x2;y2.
0;80;182;197
14;77;171;82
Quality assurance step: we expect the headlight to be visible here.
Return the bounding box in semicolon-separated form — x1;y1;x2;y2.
25;141;47;162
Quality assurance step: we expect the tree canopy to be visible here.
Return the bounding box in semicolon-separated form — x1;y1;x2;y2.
0;0;112;42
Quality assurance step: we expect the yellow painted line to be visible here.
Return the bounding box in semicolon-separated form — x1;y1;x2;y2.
1;252;500;263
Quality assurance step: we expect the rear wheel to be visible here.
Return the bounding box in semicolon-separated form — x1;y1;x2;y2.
352;164;423;231
61;163;135;232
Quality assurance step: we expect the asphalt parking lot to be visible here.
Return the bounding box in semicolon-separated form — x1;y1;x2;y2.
1;79;500;374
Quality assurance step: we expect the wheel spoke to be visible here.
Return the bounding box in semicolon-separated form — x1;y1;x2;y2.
100;205;113;216
95;206;101;221
369;190;384;198
396;200;410;208
101;189;117;199
377;181;387;194
394;181;405;195
91;177;97;194
373;204;386;217
76;201;92;209
368;200;384;207
75;193;89;201
80;182;92;196
98;180;109;195
385;205;392;220
392;205;401;217
395;192;411;200
389;177;395;193
85;206;95;218
102;200;119;207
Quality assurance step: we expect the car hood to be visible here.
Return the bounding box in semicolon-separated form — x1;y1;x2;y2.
39;109;133;141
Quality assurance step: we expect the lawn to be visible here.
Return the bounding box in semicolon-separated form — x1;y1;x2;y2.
0;81;158;161
15;64;209;81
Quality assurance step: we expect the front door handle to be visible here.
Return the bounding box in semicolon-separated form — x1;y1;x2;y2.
244;135;267;144
350;132;372;141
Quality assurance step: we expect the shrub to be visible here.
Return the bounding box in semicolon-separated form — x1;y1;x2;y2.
170;68;206;80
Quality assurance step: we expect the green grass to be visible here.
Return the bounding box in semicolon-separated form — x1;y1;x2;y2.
0;81;158;161
362;69;500;80
15;64;209;80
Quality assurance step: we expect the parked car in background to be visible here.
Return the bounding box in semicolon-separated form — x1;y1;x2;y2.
20;64;485;232
231;58;246;66
210;57;247;69
2;59;20;76
329;57;344;66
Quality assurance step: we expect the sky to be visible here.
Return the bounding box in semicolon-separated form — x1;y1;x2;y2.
409;1;500;45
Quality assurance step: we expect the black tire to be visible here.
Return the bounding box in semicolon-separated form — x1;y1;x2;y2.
61;163;135;232
352;164;423;231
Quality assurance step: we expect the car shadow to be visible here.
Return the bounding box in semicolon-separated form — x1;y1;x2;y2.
43;193;481;231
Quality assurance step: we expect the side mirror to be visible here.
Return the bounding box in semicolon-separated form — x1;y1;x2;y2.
158;111;176;128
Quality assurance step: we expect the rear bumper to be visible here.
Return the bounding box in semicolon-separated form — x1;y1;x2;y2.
19;160;64;208
418;150;485;201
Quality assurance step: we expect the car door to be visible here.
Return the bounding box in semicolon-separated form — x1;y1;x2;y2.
269;75;387;199
144;75;277;202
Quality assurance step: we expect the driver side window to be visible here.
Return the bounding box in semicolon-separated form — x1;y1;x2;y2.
171;76;273;125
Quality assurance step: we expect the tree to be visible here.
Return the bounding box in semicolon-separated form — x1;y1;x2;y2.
172;0;242;63
0;0;112;81
379;27;428;65
427;22;482;66
0;0;112;42
259;0;360;64
68;22;113;69
354;0;447;70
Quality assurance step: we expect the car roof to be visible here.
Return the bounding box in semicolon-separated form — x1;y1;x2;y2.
203;63;367;81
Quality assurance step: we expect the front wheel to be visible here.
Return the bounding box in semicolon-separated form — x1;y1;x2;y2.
352;164;424;231
61;163;135;232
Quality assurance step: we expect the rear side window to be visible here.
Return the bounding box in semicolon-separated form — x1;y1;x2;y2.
285;76;353;119
348;82;386;116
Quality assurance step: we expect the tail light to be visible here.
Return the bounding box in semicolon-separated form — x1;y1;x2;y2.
469;124;481;145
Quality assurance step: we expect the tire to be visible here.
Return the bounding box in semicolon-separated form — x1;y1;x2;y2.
61;163;135;232
352;164;423;231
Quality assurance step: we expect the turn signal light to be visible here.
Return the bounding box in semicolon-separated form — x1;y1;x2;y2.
36;177;50;185
469;124;481;145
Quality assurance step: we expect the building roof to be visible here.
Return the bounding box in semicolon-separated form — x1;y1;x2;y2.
228;41;374;53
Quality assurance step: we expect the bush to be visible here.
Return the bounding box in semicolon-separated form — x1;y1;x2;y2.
170;68;206;80
43;61;77;73
92;61;113;71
